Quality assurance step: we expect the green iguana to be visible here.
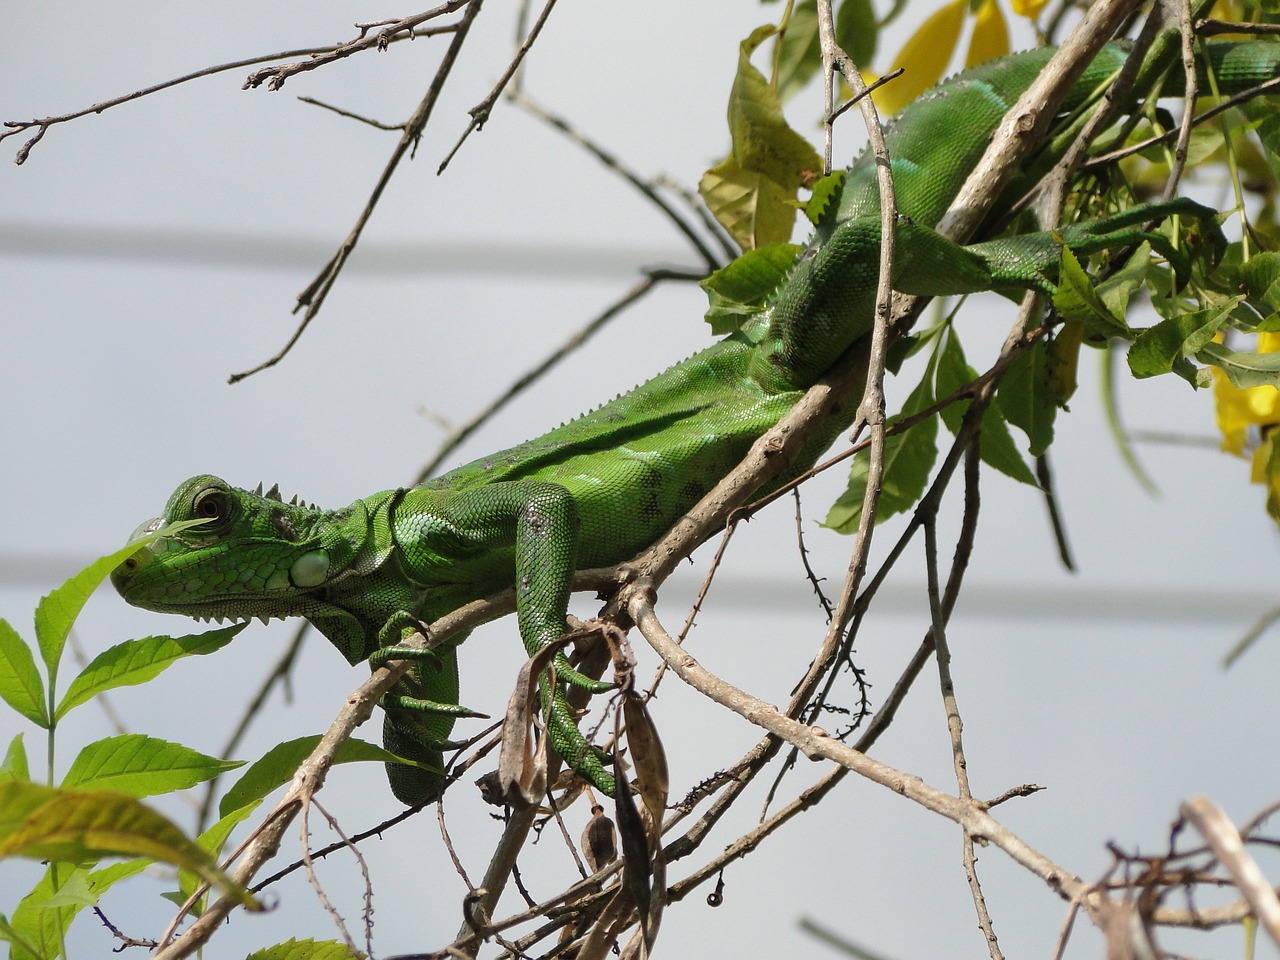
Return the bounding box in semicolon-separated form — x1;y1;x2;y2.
112;37;1280;806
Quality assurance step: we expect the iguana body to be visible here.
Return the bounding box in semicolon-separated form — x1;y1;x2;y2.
113;38;1280;805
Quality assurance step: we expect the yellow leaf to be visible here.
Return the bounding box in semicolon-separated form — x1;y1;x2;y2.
1011;0;1050;19
873;0;967;116
700;157;800;250
0;781;256;908
699;24;823;250
965;0;1009;68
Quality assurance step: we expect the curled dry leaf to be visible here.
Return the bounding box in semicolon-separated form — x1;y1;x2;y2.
613;769;653;919
581;803;618;872
497;642;560;805
622;691;669;833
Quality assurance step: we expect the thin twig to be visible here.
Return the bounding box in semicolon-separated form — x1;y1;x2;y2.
2;39;434;164
1182;797;1280;948
437;0;560;174
509;90;724;271
1086;75;1280;168
296;96;406;130
230;0;485;383
302;799;364;957
243;1;476;91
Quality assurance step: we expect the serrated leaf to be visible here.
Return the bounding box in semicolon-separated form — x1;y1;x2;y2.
1052;246;1132;341
1198;341;1280;388
0;619;46;728
56;623;244;722
218;735;408;819
61;734;241;797
246;938;364;960
1128;303;1237;383
0;780;255;907
2;734;30;783
825;375;939;531
701;242;801;333
33;520;205;697
999;339;1057;456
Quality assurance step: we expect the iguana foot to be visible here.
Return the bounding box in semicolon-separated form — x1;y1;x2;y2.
383;693;489;719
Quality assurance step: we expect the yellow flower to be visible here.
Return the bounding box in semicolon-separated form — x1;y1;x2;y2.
1212;332;1280;523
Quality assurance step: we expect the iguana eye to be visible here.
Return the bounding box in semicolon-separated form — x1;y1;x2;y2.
193;489;229;523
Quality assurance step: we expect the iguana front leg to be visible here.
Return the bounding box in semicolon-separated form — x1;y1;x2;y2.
392;481;617;796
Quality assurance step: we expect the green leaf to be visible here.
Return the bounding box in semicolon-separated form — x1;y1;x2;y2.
0;780;256;907
998;339;1057;457
176;801;263;907
0;910;46;960
700;23;823;249
245;938;364;960
1242;98;1280;173
1128;303;1237;383
1097;242;1155;319
55;623;244;722
937;332;1037;485
1238;252;1280;314
1052;245;1132;341
6;865;84;960
775;0;876;102
38;870;97;910
219;736;408;819
836;0;878;66
776;0;821;102
802;171;846;226
61;734;242;797
701;242;801;334
1197;341;1280;389
2;733;30;783
1101;344;1159;496
33;520;205;698
825;375;938;531
0;619;47;728
6;859;150;960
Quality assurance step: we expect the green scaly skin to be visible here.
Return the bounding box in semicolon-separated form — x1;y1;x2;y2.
113;39;1280;805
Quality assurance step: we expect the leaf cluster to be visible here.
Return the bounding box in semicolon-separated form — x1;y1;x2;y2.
0;535;375;960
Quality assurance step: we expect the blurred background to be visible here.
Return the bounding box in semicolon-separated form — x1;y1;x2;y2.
3;2;1279;957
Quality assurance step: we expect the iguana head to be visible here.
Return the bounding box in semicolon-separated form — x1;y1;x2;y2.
112;475;404;663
